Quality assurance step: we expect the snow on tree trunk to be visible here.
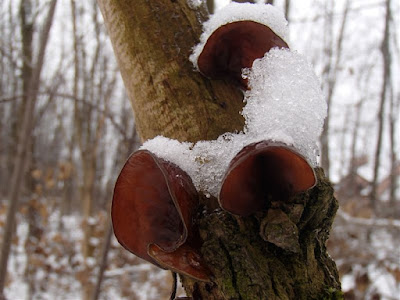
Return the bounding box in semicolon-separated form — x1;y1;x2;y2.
97;0;342;298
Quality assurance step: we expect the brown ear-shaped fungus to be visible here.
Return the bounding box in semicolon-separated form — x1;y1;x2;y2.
197;21;289;89
148;244;211;282
219;141;316;216
112;150;210;281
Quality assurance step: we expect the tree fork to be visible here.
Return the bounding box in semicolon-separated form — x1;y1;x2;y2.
97;0;342;298
97;0;244;143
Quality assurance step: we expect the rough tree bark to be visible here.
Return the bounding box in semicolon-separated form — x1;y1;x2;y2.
97;0;244;143
97;1;342;299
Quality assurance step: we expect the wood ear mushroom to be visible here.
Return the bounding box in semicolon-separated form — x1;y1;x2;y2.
197;21;288;89
111;150;211;281
219;141;316;216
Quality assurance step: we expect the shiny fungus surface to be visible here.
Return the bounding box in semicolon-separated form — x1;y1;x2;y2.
197;21;288;88
219;141;316;216
111;150;210;281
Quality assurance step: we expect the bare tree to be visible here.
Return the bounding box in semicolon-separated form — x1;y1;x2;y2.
91;128;139;300
284;0;290;21
0;0;58;296
0;1;22;196
69;1;122;298
370;0;392;213
388;89;398;211
206;0;214;14
320;0;350;177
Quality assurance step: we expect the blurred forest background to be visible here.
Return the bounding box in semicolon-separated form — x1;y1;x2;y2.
0;0;399;299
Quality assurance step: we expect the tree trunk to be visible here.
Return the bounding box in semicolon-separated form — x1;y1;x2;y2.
388;88;398;213
182;169;340;299
206;0;214;14
0;0;58;296
18;3;36;298
320;0;350;178
284;0;290;21
370;0;392;213
91;220;113;300
97;0;244;143
97;0;342;298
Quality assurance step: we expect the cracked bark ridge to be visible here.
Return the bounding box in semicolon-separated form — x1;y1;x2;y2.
181;168;342;299
260;209;301;253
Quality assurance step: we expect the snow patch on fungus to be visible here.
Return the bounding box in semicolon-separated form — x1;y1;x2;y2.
143;48;326;197
190;2;289;69
242;48;327;165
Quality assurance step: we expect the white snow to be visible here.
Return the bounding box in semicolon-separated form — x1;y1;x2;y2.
368;264;400;300
341;274;355;291
143;134;237;196
186;0;204;9
190;2;289;69
242;48;327;165
151;4;326;197
4;211;171;300
5;221;29;300
143;48;326;197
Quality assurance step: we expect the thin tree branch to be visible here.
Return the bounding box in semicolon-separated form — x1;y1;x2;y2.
0;91;131;142
370;0;392;211
337;209;400;228
0;0;58;295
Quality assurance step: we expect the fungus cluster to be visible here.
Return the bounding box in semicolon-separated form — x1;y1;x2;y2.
111;2;327;281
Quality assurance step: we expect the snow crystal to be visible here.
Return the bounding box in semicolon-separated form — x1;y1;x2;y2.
190;2;289;69
87;216;97;225
89;236;100;246
62;215;83;240
242;48;327;165
5;280;28;300
341;274;355;291
143;134;244;196
143;48;326;197
186;0;204;9
141;136;194;177
86;256;97;267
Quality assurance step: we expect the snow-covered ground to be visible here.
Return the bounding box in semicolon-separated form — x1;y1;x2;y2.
3;205;399;299
2;208;172;300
